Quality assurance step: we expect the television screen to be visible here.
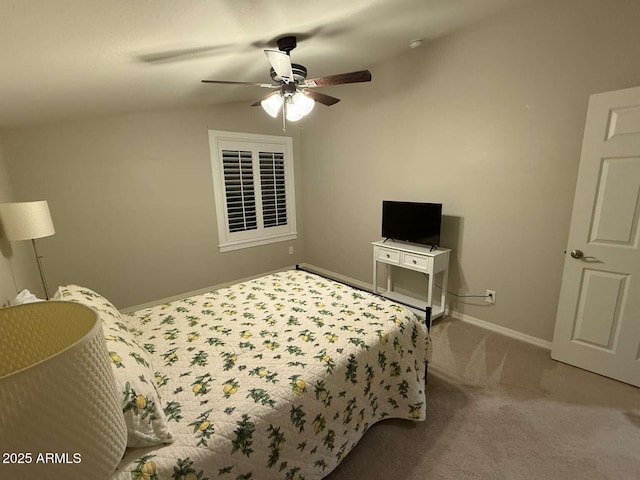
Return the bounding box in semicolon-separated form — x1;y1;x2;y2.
382;201;442;247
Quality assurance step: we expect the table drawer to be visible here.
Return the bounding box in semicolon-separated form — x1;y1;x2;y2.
402;252;432;271
376;247;400;264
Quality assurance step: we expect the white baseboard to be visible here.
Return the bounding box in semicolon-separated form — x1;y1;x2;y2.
296;263;373;291
445;310;552;350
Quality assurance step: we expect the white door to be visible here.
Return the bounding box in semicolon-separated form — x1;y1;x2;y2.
551;86;640;387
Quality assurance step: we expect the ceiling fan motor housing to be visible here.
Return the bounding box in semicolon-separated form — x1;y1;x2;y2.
276;36;297;54
281;83;297;98
270;64;308;84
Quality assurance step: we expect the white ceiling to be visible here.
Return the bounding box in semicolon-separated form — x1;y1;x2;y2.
0;0;528;129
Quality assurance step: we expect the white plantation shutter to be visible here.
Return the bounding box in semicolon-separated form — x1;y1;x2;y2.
209;131;297;251
259;151;287;228
222;150;257;232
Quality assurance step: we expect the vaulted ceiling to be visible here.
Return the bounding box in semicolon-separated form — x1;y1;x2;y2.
0;0;530;128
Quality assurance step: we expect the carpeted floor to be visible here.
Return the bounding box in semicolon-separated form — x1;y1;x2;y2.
325;317;640;479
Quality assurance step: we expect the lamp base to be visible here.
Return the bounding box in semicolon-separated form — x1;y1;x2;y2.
32;238;50;300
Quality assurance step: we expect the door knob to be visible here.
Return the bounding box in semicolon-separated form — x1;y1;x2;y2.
570;249;596;260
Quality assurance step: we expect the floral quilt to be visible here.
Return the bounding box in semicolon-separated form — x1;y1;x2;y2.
111;270;429;480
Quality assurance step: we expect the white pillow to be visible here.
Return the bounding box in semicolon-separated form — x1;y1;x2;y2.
14;289;44;305
53;284;173;447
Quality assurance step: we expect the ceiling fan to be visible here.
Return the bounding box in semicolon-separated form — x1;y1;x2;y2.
201;35;372;126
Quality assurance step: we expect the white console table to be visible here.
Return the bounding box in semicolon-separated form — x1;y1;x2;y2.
372;240;450;324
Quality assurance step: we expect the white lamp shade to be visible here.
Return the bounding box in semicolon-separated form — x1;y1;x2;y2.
286;102;304;121
286;92;315;121
292;91;315;116
0;302;127;479
0;200;55;241
261;93;284;118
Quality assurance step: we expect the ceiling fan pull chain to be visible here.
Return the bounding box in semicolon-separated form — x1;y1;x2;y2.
282;103;287;132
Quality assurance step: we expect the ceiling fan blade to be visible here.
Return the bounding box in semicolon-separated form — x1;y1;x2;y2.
305;90;341;106
201;80;276;88
138;45;235;64
264;50;294;84
304;70;372;87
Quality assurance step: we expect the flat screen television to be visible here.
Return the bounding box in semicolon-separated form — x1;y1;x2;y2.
382;201;442;247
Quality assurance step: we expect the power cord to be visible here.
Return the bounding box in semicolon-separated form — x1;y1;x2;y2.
425;274;492;300
438;286;491;299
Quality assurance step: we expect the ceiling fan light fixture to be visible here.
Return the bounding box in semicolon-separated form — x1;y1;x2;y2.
285;91;315;122
285;101;304;122
261;94;283;117
292;91;315;116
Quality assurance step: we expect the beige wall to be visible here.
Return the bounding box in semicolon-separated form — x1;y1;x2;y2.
2;104;306;308
0;141;18;305
300;0;640;342
4;0;640;343
0;140;40;305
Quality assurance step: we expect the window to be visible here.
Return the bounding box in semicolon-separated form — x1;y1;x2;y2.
209;130;297;251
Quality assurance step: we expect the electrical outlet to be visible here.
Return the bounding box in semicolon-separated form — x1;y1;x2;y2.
288;246;294;255
486;290;496;304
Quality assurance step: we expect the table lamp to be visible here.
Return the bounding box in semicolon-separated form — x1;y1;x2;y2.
0;301;127;479
0;200;55;299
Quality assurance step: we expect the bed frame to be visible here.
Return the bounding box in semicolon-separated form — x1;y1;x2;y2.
294;264;432;331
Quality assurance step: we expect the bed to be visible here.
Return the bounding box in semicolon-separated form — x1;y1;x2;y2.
54;269;430;480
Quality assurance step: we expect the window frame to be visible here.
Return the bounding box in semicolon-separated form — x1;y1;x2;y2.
208;130;297;252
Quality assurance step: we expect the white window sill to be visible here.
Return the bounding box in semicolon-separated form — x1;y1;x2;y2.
219;233;298;252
